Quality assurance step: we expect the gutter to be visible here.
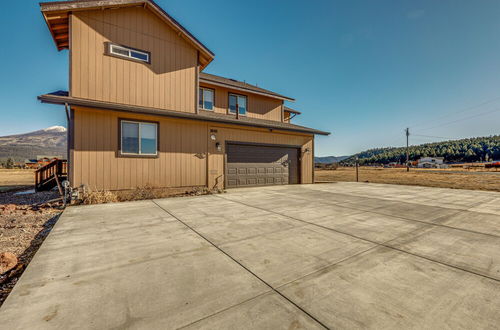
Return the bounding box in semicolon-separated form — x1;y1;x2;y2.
38;94;330;136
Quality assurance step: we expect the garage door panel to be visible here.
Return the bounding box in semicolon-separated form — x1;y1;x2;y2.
226;144;299;188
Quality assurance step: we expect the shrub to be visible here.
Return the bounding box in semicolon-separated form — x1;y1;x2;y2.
79;188;119;205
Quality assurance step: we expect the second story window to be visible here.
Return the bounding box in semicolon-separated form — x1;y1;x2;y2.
199;87;214;110
229;94;247;115
107;43;150;63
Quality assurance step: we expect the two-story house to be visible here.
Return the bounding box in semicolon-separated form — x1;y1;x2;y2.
38;0;329;191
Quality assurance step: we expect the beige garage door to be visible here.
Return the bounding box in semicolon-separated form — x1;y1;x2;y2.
226;143;299;188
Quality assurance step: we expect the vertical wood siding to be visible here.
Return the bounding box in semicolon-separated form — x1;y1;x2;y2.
71;107;313;190
200;83;283;121
72;107;207;190
71;7;197;112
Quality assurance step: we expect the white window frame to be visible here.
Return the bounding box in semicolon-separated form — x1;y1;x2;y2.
199;87;215;111
109;43;150;63
228;93;247;116
120;120;158;156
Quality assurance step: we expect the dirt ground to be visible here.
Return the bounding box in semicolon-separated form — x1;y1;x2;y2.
0;169;34;192
315;167;500;192
0;190;62;307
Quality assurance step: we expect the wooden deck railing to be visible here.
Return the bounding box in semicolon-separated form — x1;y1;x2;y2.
35;159;68;193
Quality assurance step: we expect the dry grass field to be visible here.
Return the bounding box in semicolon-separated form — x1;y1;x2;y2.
315;167;500;192
0;169;34;192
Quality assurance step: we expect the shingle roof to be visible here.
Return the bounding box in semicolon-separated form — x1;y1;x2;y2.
199;73;295;101
38;92;330;135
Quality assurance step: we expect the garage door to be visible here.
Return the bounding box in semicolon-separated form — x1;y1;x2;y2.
226;143;299;188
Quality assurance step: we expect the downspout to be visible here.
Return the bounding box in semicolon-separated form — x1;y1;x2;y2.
64;103;72;195
64;102;70;122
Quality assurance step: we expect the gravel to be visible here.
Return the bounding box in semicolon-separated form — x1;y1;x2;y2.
0;189;63;307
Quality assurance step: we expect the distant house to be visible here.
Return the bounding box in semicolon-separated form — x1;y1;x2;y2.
24;159;39;169
417;157;447;168
25;156;63;169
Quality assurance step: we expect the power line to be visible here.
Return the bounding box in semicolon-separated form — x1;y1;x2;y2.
414;107;500;132
412;134;458;140
410;95;500;129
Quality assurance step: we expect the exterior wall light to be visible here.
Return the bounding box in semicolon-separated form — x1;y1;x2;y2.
210;134;217;141
215;142;222;152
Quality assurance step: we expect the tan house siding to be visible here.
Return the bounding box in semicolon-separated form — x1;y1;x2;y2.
72;107;207;190
70;6;197;112
200;83;284;122
71;107;313;190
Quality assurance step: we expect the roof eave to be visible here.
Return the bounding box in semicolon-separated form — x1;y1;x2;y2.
284;108;301;114
38;94;329;135
40;0;215;65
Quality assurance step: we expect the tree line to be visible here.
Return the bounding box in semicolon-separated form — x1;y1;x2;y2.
342;135;500;165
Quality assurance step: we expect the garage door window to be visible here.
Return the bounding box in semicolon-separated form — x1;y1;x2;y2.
121;120;158;156
229;94;247;115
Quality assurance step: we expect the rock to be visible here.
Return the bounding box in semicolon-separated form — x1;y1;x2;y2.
0;252;18;274
1;204;17;215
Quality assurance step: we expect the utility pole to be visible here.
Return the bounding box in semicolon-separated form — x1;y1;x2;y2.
405;127;410;172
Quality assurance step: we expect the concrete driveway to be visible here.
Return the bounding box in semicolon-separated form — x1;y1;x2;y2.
1;182;500;329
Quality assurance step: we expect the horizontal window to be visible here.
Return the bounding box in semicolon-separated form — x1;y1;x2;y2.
121;120;158;156
229;93;247;115
199;87;214;110
108;43;150;63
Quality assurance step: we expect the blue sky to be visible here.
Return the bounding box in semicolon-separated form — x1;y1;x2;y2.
1;0;500;156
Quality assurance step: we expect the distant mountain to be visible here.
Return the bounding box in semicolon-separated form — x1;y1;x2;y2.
0;126;67;161
343;135;500;165
315;155;350;164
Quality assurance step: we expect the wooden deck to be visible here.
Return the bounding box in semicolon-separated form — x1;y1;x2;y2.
35;159;68;193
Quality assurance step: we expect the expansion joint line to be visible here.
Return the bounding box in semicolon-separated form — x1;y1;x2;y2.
151;200;330;330
216;195;500;284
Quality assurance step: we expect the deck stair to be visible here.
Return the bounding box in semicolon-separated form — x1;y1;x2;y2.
35;159;68;193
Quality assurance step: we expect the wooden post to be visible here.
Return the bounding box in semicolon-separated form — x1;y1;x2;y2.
406;128;410;172
355;157;359;182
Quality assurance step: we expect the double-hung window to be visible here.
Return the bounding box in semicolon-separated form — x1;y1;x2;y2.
199;87;214;110
228;94;247;115
121;120;158;156
108;43;150;63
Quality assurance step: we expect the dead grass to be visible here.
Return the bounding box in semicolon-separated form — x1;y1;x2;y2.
76;185;223;205
0;169;34;192
79;189;119;205
315;167;500;192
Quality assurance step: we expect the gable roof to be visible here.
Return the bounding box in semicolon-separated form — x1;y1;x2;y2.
40;0;214;69
200;73;295;101
38;91;330;135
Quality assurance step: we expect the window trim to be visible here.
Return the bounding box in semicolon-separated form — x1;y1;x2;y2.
228;93;248;116
118;119;159;158
105;42;151;64
199;87;215;111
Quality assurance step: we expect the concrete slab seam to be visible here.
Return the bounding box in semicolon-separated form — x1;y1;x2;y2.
217;195;500;284
151;200;331;330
